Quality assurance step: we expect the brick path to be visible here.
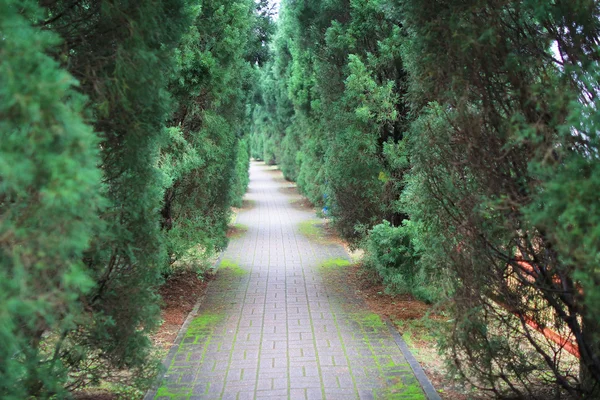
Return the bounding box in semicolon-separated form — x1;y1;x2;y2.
151;162;428;400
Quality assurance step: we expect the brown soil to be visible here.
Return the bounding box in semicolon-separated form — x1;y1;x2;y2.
273;175;294;185
290;197;314;211
153;269;213;351
239;199;255;210
287;187;314;211
277;185;298;196
74;391;117;400
348;264;430;320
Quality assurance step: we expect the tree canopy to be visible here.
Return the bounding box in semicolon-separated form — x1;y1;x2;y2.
1;0;271;396
2;0;600;397
251;0;600;397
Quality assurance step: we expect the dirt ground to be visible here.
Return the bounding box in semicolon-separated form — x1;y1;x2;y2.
153;269;213;351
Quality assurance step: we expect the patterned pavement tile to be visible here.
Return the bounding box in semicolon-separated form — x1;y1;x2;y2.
151;162;428;400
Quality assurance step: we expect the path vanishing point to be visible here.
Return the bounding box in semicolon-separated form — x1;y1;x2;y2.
147;162;440;400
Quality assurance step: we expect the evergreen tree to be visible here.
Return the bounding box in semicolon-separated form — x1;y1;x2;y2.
0;1;103;396
400;0;600;395
162;0;272;265
1;0;268;395
257;0;600;395
7;0;600;396
253;0;409;243
36;0;190;392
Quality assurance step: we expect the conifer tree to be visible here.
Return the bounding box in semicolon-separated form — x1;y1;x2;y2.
400;0;600;395
35;0;190;391
1;0;267;395
162;0;272;264
257;0;600;395
253;0;409;243
0;1;103;396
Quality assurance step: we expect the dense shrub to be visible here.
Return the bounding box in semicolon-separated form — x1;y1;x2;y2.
363;221;442;303
231;137;252;208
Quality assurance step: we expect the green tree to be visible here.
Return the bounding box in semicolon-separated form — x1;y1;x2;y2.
162;0;273;265
38;0;190;392
258;0;600;395
253;0;410;243
0;1;103;396
400;0;600;395
1;0;270;396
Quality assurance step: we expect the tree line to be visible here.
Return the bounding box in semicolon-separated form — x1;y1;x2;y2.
0;0;273;397
251;0;600;397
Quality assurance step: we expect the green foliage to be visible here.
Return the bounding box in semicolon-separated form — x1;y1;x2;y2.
7;0;600;396
400;0;600;395
255;0;600;395
1;0;269;395
231;138;251;208
44;0;191;392
526;59;600;395
0;1;103;397
363;221;442;303
251;0;408;243
279;128;302;181
162;0;271;268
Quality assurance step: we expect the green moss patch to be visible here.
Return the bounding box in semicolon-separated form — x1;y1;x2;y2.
299;219;321;239
227;223;248;239
155;384;192;398
185;313;223;340
379;379;426;399
218;258;248;276
298;219;334;244
319;257;351;270
351;312;387;332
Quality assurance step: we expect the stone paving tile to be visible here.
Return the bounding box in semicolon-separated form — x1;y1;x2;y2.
152;162;426;400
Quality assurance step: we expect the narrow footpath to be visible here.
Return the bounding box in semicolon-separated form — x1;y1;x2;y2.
150;162;430;400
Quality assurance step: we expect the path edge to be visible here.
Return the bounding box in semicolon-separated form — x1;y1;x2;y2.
384;318;442;400
321;214;441;400
143;251;225;400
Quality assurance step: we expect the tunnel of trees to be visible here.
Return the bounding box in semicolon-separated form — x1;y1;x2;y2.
2;0;600;398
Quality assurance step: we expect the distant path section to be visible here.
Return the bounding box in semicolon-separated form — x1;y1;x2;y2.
151;161;430;400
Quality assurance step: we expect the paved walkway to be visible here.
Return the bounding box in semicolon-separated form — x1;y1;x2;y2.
151;162;428;400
